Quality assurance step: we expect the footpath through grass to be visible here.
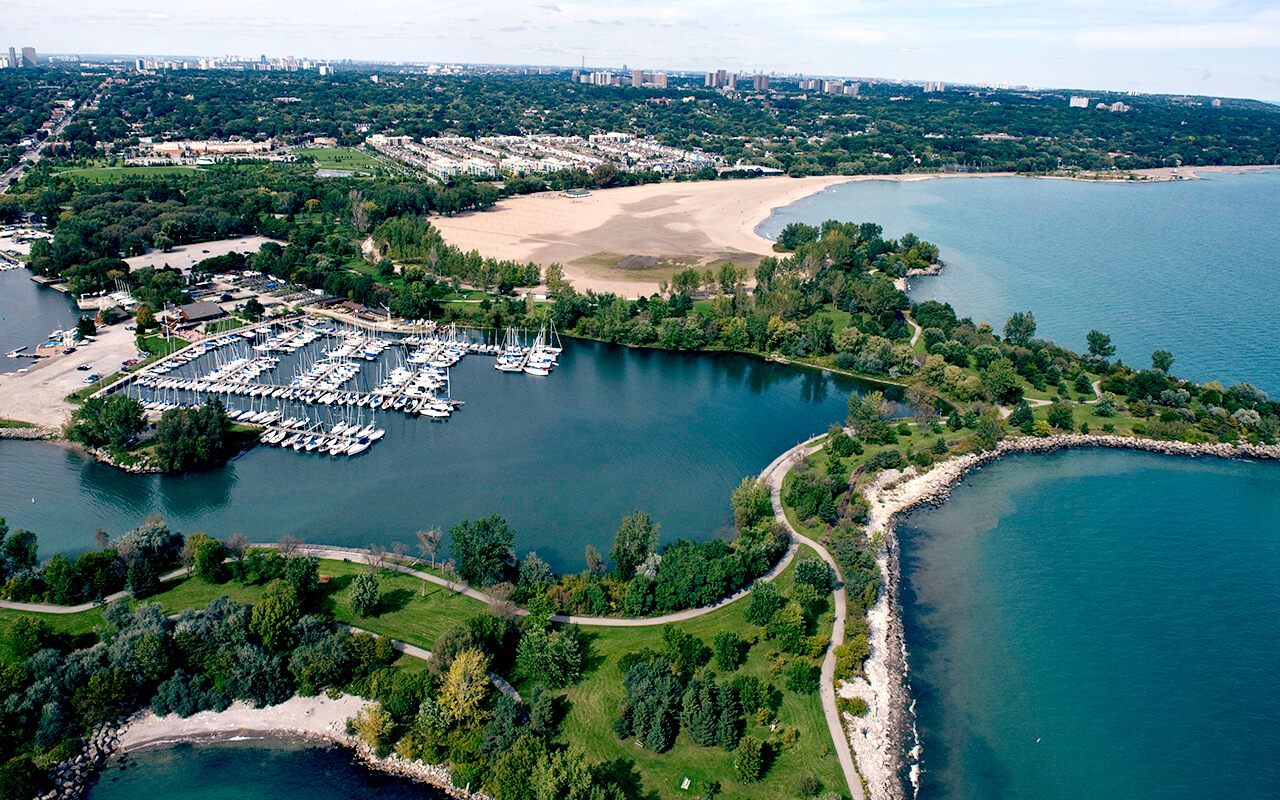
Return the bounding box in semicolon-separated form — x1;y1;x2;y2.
547;555;849;800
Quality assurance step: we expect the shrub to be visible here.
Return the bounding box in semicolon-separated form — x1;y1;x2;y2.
794;559;835;594
713;631;746;671
735;736;764;783
348;572;382;618
784;659;820;694
837;696;869;717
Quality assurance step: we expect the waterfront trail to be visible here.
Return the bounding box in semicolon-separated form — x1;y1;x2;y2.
0;437;859;796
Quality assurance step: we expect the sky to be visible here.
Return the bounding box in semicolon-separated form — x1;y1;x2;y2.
7;0;1280;102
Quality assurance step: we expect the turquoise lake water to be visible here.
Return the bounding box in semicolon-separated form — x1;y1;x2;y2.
898;450;1280;800
759;170;1280;393
87;738;444;800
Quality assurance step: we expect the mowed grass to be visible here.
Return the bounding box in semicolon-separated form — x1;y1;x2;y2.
296;147;382;173
56;166;203;181
547;555;850;800
0;558;486;665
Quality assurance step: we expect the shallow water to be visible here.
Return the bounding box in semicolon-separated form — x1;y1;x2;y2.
0;269;81;373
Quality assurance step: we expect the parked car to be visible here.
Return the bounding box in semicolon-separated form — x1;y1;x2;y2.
62;347;75;355
77;364;91;371
82;374;101;384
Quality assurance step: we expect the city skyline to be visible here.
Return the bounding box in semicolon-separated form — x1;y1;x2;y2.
4;0;1280;102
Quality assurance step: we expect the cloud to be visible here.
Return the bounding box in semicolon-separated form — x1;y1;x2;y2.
1074;23;1280;50
533;3;561;10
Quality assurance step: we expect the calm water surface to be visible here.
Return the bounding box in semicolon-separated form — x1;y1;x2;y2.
87;738;444;800
0;338;869;572
0;269;81;373
898;450;1280;800
760;171;1280;392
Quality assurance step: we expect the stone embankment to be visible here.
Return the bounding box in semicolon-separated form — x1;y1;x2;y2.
845;432;1280;800
38;725;121;800
83;445;162;474
0;426;58;441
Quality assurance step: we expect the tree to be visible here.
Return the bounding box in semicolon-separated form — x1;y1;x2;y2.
981;357;1024;405
281;556;320;602
735;735;764;782
1152;349;1174;373
189;534;227;583
68;395;146;450
1047;401;1076;431
769;601;809;654
153;398;231;472
135;304;156;331
610;510;659;580
416;527;443;567
439;647;491;723
795;559;835;594
76;315;97;339
744;579;785;626
730;477;772;531
1086;329;1116;359
713;631;745;671
584;544;605;576
349;572;382;617
1003;311;1036;346
242;296;265;322
351;703;395;755
516;627;584;688
450;515;515;586
250;580;301;652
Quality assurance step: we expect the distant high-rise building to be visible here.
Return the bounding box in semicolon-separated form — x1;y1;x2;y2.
653;72;667;89
632;69;644;87
823;79;843;94
726;73;737;90
753;74;769;91
1211;98;1222;108
21;46;36;68
844;83;860;96
705;69;729;89
1069;95;1090;108
923;82;945;93
6;47;15;68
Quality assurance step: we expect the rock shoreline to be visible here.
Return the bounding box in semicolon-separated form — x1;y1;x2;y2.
851;433;1280;800
0;426;58;440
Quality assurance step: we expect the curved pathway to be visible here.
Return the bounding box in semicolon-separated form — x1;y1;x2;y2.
760;434;864;800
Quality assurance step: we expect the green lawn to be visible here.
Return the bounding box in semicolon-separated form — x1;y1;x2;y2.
548;555;849;800
0;607;105;662
0;419;36;429
56;166;203;181
204;317;249;335
296;147;382;174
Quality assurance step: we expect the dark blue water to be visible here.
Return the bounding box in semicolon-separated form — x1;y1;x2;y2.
760;171;1280;393
0;338;869;573
898;450;1280;800
0;269;81;373
87;738;444;800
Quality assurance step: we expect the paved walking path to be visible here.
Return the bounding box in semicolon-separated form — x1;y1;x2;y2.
760;433;865;800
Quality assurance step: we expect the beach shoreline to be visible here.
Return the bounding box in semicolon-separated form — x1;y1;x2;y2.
428;165;1278;298
846;433;1280;800
63;695;483;800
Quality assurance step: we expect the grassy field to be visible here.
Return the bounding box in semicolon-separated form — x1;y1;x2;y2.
56;165;204;181
0;418;36;429
203;317;249;335
547;554;850;800
295;147;382;173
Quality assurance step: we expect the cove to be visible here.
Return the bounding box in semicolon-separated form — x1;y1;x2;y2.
759;170;1280;393
86;738;445;800
0;338;877;573
896;448;1280;800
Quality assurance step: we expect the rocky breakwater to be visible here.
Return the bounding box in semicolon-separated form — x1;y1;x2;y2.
843;432;1280;800
38;724;122;800
83;446;161;474
0;426;58;441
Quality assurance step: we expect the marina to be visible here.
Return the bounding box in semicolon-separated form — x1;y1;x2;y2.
100;316;564;458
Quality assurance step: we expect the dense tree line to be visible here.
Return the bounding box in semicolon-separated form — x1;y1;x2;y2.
449;486;788;620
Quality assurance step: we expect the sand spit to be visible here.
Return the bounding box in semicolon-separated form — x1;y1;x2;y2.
846;434;1280;800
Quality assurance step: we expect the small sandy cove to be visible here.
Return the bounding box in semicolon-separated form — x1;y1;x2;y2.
117;694;367;752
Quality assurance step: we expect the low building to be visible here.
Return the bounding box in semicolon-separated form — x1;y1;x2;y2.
177;301;228;325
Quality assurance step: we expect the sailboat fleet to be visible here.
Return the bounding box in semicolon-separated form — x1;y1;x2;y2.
495;321;562;376
108;317;563;460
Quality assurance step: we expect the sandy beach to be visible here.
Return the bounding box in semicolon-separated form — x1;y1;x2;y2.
430;166;1277;297
116;694;367;752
